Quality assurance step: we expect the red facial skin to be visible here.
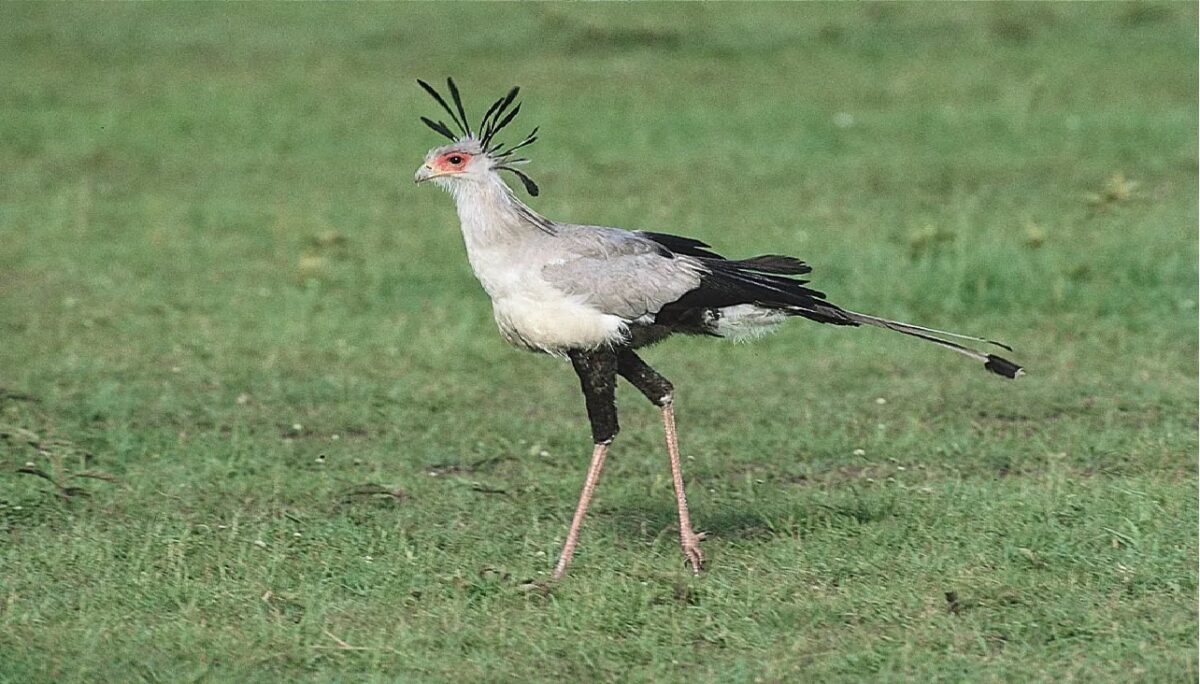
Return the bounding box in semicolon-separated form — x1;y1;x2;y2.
431;151;472;174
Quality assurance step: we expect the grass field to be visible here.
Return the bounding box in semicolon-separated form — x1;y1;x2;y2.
1;4;1197;682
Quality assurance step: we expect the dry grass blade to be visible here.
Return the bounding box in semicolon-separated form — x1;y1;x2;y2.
15;465;58;485
73;471;124;485
340;483;408;503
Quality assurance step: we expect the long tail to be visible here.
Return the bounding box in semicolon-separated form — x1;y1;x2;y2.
836;309;1024;379
642;235;1026;380
691;261;1026;379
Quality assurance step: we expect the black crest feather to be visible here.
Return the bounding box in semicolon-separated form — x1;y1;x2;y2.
418;78;542;196
479;96;508;138
498;166;540;196
445;78;471;138
417;79;468;137
420;116;457;141
498;127;539;158
481;87;520;148
487;103;522;147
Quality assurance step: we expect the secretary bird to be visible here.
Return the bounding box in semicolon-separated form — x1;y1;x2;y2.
414;78;1023;579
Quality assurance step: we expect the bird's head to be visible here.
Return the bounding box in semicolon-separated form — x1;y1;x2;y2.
414;78;540;197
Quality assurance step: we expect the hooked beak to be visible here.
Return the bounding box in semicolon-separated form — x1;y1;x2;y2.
414;164;458;184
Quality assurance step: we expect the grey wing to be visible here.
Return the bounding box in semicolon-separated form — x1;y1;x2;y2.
541;226;706;320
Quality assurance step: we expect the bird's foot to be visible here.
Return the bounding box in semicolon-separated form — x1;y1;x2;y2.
680;529;706;574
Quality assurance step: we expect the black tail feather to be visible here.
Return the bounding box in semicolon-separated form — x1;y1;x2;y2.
984;354;1024;379
837;310;1024;379
642;230;1023;379
668;269;1025;378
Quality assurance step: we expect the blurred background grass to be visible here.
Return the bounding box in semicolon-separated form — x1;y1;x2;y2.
1;3;1196;682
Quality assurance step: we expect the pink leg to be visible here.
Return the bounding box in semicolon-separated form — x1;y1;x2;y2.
662;402;705;573
552;443;609;580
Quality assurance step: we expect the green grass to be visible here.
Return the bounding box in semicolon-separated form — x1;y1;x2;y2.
1;3;1196;682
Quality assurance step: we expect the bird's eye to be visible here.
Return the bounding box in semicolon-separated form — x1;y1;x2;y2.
448;155;464;165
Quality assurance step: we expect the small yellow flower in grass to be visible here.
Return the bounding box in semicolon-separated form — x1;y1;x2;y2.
297;254;329;281
1085;172;1139;208
1023;221;1047;249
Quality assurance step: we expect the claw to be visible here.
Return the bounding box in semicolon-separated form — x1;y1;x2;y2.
681;529;706;574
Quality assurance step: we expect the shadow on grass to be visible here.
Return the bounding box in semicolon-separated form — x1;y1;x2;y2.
598;486;901;546
600;499;784;543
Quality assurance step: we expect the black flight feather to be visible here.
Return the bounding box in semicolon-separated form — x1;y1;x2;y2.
664;262;839;320
729;255;812;275
641;233;810;275
638;232;726;260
